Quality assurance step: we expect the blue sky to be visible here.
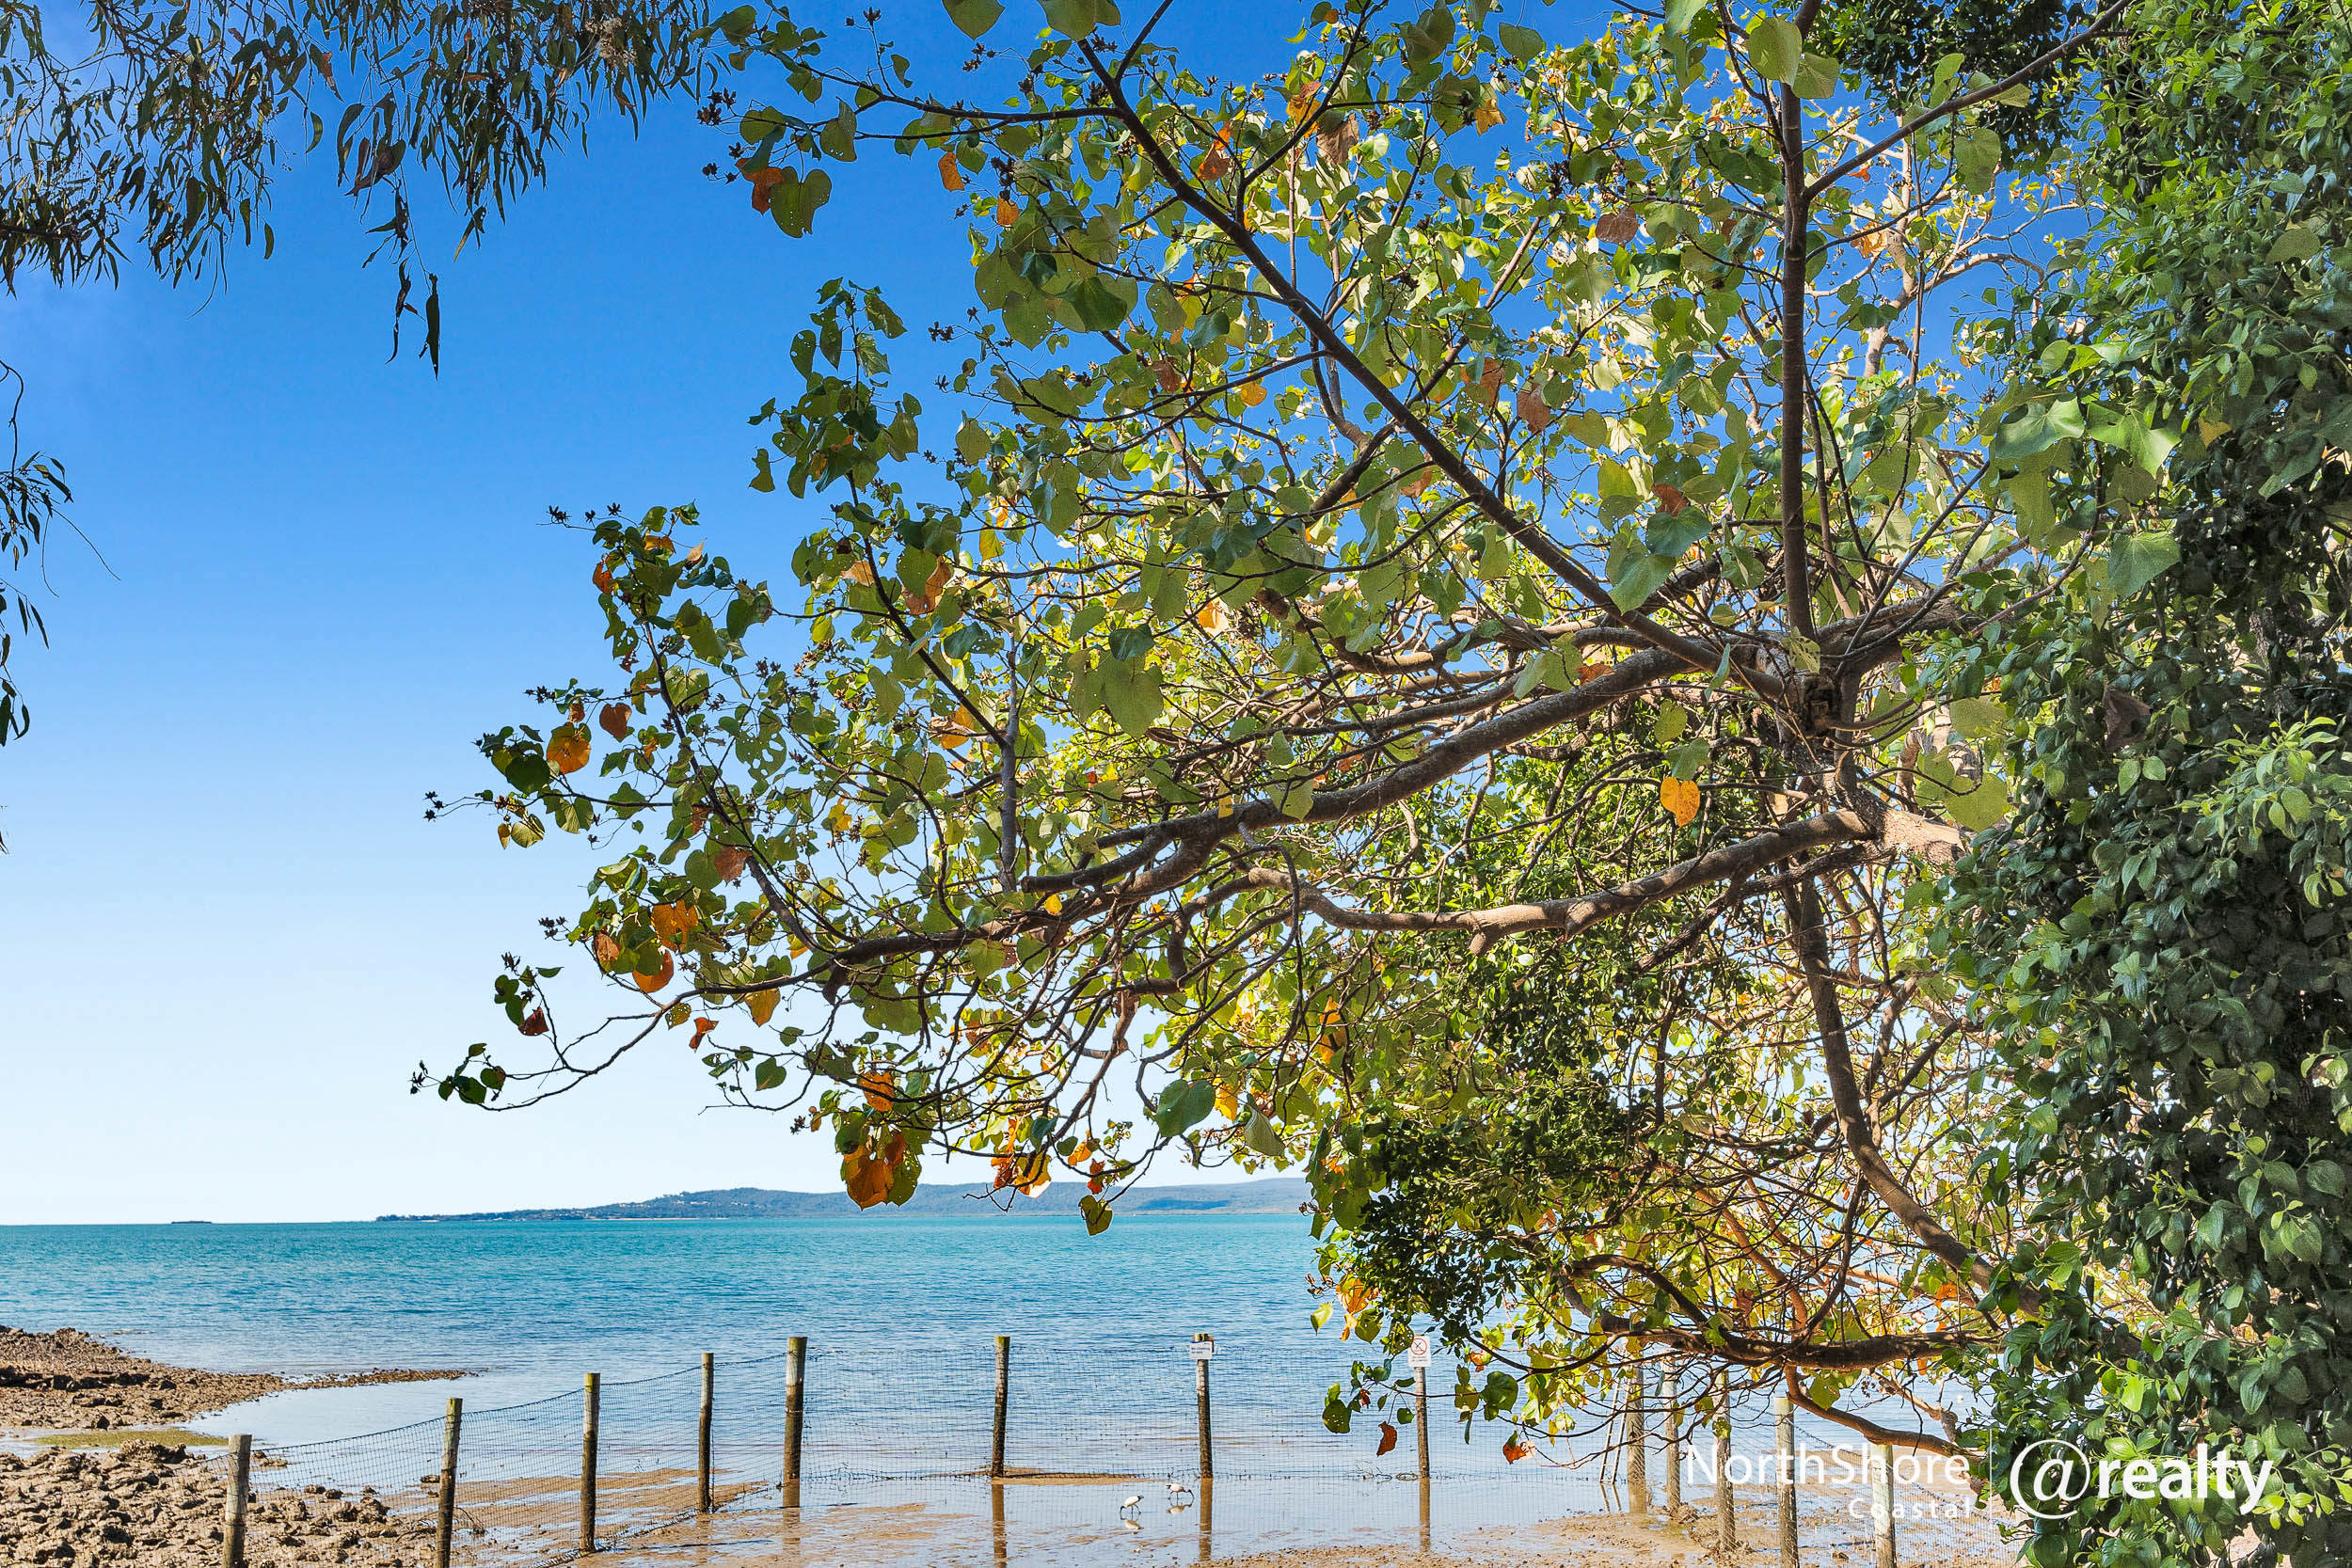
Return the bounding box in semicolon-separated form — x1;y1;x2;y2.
0;4;1093;1223
0;0;1606;1222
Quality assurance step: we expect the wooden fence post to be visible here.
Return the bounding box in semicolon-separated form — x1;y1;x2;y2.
435;1398;461;1568
1192;1334;1214;1484
698;1354;714;1514
1663;1391;1682;1516
580;1372;599;1555
782;1336;806;1508
1628;1363;1649;1515
1415;1361;1432;1481
1713;1373;1736;1559
1773;1394;1797;1568
1872;1442;1897;1568
991;1336;1010;1481
220;1433;250;1568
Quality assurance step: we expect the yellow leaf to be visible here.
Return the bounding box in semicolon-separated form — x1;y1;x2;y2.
1236;381;1266;407
1216;1084;1241;1119
548;724;592;775
1660;776;1700;827
826;800;855;832
1043;893;1063;914
1472;99;1503;133
747;989;779;1025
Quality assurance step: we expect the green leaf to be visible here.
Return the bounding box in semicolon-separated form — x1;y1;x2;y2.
1155;1077;1216;1134
1662;0;1707;32
1243;1111;1285;1158
1954;123;2002;193
1654;700;1690;742
1497;22;1544;59
1667;737;1710;780
2266;227;2321;263
1916;754;2009;831
2106;532;2181;599
1990;398;2086;462
1949;696;2010;742
1792;53;1839;100
942;0;1002;37
1079;1195;1113;1235
1041;0;1118;37
1103;664;1163;736
1748;17;1801;83
1606;527;1675;610
1064;276;1135;331
1280;780;1317;818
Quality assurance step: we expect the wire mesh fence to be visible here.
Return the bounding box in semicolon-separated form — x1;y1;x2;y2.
186;1336;1969;1567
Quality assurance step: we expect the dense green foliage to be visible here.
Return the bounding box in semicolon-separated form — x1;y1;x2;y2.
1936;2;2352;1560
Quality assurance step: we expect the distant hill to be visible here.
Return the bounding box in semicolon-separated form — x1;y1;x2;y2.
374;1177;1310;1223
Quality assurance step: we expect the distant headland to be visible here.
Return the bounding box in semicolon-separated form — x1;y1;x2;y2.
373;1176;1310;1223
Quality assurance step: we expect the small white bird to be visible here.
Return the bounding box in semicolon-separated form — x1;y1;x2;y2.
1166;1480;1190;1496
1119;1495;1143;1513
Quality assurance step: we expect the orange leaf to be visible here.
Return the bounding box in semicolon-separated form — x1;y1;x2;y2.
598;702;633;740
1514;385;1552;434
592;561;615;593
630;950;675;992
1594;209;1640;245
518;1007;548;1037
1502;1435;1531;1464
844;1145;893;1209
1660;776;1701;827
746;988;779;1026
1653;483;1689;515
860;1070;897;1111
938;151;965;192
993;198;1019;227
548;724;592;775
1376;1422;1399;1457
591;930;621;969
649;901;699;945
712;845;751;882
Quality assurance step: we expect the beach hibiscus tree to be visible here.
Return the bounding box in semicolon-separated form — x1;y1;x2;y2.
427;0;2157;1467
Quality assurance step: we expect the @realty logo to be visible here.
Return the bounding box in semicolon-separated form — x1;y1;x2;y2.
2008;1438;2278;1519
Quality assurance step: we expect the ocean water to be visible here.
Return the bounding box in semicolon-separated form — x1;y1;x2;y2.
0;1214;1345;1437
0;1214;2001;1564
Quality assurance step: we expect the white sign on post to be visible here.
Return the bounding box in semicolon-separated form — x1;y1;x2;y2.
1190;1337;1215;1361
1407;1335;1432;1370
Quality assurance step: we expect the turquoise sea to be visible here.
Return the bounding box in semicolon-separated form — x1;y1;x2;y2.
0;1213;1345;1441
0;1213;1994;1565
0;1212;1620;1563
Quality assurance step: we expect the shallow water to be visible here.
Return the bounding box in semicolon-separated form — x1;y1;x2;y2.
0;1213;2000;1563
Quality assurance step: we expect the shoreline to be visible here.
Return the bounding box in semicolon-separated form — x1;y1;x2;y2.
0;1328;462;1435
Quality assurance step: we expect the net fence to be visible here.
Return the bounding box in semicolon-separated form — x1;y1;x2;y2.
186;1337;1951;1566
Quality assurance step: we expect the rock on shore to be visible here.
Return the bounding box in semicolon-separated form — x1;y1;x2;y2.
0;1329;459;1433
0;1443;433;1567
